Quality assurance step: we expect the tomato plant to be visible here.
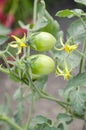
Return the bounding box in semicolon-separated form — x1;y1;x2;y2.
0;0;86;130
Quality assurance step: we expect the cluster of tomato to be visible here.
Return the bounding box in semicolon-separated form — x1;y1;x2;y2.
11;32;56;80
28;32;56;78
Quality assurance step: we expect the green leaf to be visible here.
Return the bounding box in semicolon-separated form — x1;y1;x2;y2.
74;0;86;6
19;17;48;32
56;9;74;18
0;24;11;35
56;9;85;18
31;115;52;127
32;17;48;31
34;125;61;130
57;122;67;130
64;72;86;93
70;90;84;115
31;115;60;130
37;0;60;38
67;18;86;44
66;51;81;69
42;10;60;38
0;35;9;45
56;113;72;130
56;113;73;124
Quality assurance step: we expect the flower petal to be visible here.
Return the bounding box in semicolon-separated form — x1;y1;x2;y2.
20;42;26;47
11;35;21;43
10;44;18;48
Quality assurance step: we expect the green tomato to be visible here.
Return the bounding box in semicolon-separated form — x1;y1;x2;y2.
29;54;55;76
30;32;56;52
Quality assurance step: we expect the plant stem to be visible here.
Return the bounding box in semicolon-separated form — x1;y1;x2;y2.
41;93;68;108
6;51;16;60
25;93;34;130
33;0;38;24
1;54;11;71
0;115;23;130
79;17;86;73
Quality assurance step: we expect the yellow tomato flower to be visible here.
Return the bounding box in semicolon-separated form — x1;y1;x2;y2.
55;37;78;53
56;62;72;80
10;34;26;54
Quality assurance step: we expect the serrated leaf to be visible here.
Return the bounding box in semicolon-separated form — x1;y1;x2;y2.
74;0;86;6
66;52;81;69
57;122;67;130
67;18;86;44
56;113;72;130
31;115;52;127
35;125;61;130
56;113;73;124
70;90;84;115
64;72;86;93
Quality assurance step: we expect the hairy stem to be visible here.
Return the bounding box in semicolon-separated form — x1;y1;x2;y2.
1;54;11;71
33;0;38;24
25;93;34;130
0;115;23;130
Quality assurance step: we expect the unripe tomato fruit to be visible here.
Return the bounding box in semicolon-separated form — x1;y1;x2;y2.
30;32;56;52
29;54;55;76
